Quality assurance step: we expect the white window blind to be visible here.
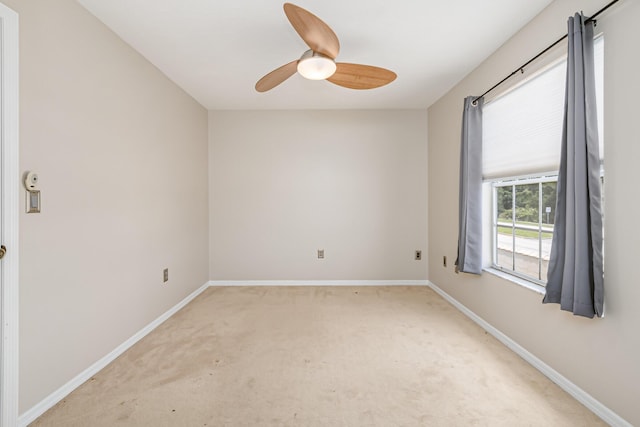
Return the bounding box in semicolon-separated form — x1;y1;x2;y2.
483;37;603;180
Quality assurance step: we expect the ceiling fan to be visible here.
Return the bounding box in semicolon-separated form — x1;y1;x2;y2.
255;3;397;92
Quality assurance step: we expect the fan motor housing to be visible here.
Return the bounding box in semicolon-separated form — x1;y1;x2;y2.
297;50;336;80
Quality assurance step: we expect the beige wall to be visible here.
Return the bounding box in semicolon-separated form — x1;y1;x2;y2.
209;110;428;281
428;0;640;424
5;0;209;413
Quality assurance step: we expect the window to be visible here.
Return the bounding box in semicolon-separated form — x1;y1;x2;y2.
492;175;557;284
483;37;604;287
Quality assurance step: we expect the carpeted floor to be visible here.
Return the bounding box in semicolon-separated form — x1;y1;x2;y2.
32;286;605;426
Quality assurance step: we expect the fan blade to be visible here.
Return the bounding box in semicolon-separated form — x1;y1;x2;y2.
327;63;397;90
255;60;298;92
284;3;340;59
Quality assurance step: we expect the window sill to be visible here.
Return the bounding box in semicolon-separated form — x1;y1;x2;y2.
483;267;545;296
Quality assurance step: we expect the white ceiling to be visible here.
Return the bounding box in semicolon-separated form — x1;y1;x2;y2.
76;0;553;110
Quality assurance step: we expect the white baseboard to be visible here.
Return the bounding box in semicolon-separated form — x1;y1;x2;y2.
208;280;429;287
24;280;623;426
427;281;631;427
18;282;210;427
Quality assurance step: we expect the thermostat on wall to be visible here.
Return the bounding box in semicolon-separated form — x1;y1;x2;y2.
24;171;41;213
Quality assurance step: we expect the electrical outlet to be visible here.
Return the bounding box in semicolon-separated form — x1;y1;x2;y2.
317;249;324;259
163;268;169;283
415;250;422;260
443;256;447;267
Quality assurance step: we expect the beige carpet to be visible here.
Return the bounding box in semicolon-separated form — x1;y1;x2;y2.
32;286;605;426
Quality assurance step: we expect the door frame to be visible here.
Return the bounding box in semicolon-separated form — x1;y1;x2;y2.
0;2;19;426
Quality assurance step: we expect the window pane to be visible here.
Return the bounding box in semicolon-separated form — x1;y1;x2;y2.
496;185;514;270
542;182;556;225
515;184;539;224
496;186;513;224
514;236;540;279
496;226;514;270
513;184;540;279
540;181;556;280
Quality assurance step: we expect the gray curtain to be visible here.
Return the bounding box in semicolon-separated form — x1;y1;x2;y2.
543;13;604;318
455;96;484;275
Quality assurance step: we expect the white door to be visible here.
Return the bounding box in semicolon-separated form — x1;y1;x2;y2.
0;2;19;426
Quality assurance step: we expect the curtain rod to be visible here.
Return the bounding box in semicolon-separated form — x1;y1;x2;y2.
472;0;620;104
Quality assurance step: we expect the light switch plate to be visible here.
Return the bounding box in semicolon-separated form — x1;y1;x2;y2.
26;190;40;213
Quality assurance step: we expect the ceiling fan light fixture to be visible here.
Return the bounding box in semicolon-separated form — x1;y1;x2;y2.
255;4;396;92
297;50;336;80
